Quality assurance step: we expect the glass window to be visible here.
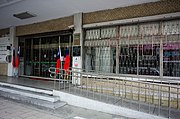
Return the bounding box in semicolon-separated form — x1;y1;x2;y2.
119;45;137;74
84;47;116;73
163;36;180;77
139;44;160;76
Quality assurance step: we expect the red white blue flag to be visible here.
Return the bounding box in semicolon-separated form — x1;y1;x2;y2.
64;48;70;73
56;46;61;74
15;46;20;68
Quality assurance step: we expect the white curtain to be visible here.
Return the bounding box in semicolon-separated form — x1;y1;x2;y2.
95;47;113;73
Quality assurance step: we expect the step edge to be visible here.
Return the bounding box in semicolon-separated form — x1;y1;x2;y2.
0;82;53;95
0;87;59;102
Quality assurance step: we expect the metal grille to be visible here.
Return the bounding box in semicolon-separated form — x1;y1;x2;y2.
84;19;180;78
48;67;180;119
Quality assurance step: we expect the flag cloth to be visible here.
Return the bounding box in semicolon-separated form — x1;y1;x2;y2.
12;48;16;67
56;47;61;74
64;48;70;73
15;47;20;68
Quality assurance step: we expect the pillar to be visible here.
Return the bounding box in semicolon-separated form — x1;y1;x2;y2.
72;13;83;85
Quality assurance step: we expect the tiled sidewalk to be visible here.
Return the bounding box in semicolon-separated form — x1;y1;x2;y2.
0;76;129;119
0;97;127;119
0;97;63;119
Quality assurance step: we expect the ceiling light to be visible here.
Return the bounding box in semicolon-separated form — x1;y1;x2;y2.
13;11;36;20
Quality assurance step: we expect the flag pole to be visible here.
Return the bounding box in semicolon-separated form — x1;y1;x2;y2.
17;46;20;77
13;47;15;77
59;36;62;79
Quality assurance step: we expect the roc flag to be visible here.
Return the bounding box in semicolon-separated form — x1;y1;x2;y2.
56;47;61;74
64;48;70;73
16;46;20;68
12;47;16;67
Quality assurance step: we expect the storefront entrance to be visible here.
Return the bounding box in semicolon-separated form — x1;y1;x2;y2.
18;32;73;78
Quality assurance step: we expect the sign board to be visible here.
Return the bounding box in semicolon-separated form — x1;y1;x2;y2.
73;33;80;46
72;56;81;85
74;33;80;40
73;46;81;56
0;37;11;63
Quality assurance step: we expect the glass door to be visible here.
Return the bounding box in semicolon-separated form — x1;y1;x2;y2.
40;36;59;77
21;33;73;78
24;39;33;76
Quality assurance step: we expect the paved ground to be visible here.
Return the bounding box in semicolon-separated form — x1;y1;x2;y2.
1;76;178;119
0;97;63;119
0;97;128;119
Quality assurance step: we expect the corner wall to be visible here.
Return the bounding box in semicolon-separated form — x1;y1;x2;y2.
0;64;8;75
0;28;9;76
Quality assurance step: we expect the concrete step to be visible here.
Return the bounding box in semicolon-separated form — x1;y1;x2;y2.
0;82;66;109
0;82;53;95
